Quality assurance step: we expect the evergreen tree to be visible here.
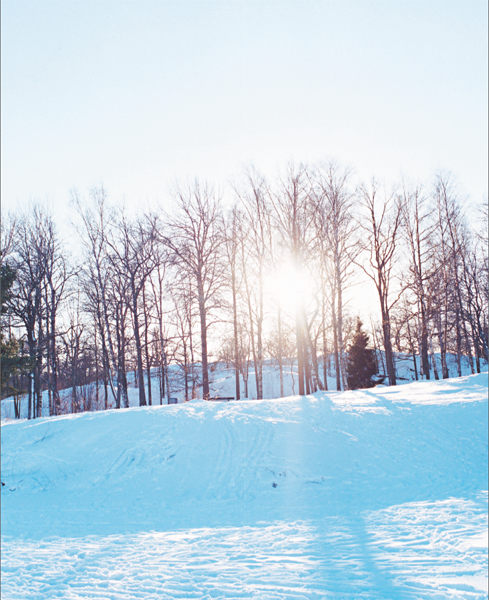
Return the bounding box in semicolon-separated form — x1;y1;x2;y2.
1;263;31;399
346;318;378;389
1;262;16;309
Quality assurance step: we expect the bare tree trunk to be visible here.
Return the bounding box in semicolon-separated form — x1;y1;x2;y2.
35;295;43;418
132;288;147;406
94;326;99;408
336;255;347;390
163;342;170;402
406;317;418;380
427;325;439;380
115;308;123;409
102;331;110;409
304;313;323;391
242;243;259;399
143;285;152;406
44;285;53;416
332;295;341;391
232;274;240;400
381;301;397;387
321;280;328;391
190;321;196;399
453;305;462;376
183;338;189;401
256;263;264;400
159;358;165;405
28;373;32;420
436;310;449;378
278;302;284;397
243;360;249;398
196;276;210;400
296;305;306;395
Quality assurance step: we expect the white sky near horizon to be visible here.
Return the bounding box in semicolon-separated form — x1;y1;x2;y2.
2;0;487;222
1;0;487;327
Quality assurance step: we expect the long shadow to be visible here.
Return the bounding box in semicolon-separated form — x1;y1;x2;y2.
346;513;409;599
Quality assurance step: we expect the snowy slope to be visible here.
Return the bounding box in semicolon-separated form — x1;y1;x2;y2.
2;373;488;599
2;352;485;420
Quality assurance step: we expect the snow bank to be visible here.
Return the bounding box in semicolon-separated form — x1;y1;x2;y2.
2;373;488;599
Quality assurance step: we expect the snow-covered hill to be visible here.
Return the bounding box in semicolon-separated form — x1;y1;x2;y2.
2;351;485;420
2;373;488;599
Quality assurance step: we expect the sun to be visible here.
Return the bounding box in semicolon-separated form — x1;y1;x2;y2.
270;259;314;314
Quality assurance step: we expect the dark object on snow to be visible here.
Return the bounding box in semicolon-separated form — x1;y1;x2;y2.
346;318;379;390
209;397;234;402
168;398;178;405
272;482;278;488
1;482;5;486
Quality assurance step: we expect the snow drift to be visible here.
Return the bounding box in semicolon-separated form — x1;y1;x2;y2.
1;373;488;599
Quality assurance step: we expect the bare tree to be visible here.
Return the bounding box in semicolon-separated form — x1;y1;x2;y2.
107;212;157;406
399;182;436;379
233;169;274;399
73;188;120;407
110;270;131;408
161;181;225;400
44;218;71;415
356;180;401;386
459;237;488;367
269;163;317;395
148;253;172;404
431;173;476;376
311;161;357;390
8;206;66;418
168;271;200;402
62;294;85;413
223;205;246;400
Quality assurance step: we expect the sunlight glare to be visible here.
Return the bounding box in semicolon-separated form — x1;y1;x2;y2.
272;260;310;313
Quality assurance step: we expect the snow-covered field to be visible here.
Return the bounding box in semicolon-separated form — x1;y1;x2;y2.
2;372;488;599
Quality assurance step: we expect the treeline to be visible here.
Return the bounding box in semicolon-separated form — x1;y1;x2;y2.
1;162;487;418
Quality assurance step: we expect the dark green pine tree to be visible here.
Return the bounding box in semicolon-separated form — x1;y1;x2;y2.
1;263;32;399
346;318;378;390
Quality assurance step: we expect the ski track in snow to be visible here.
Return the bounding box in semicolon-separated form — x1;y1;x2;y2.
1;372;488;599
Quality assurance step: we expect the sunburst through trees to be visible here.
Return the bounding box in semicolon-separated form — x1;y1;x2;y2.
1;164;487;416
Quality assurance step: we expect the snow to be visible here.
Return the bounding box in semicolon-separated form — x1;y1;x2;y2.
2;372;488;599
1;352;484;420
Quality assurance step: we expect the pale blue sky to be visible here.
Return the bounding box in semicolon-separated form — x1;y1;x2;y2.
2;0;487;217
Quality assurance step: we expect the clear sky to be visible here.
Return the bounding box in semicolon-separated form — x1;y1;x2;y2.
2;0;487;220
